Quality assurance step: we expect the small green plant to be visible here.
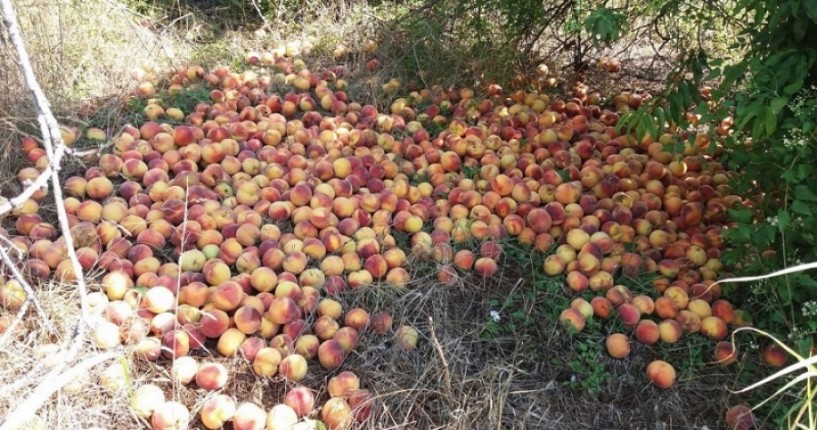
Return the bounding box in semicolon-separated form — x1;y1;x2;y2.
564;336;611;392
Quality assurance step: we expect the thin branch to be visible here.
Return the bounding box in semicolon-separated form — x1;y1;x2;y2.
0;352;120;430
0;1;96;425
0;241;56;338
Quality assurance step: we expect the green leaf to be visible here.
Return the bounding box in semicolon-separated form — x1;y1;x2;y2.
792;200;813;216
729;208;754;223
770;97;789;114
795;185;817;201
777;209;791;232
764;107;777;135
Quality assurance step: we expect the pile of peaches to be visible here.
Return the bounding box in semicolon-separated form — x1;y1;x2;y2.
0;51;777;429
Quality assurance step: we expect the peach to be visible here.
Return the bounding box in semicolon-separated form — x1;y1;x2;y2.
605;333;630;359
344;308;370;332
687;299;712;319
325;372;360;399
762;343;788;367
266;404;299;430
267;296;301;325
171;356;199;385
474;257;498;277
279;353;308;381
203;259;232;286
645;360;676;389
617;303;641;328
725;404;755;430
233;402;267;430
318;298;344;320
144;286;175;314
200;394;237;430
570;298;593;320
559;308;586;332
714;341;738;365
591;296;613;319
675;310;702;333
453;249;475;271
543;255;566;275
395;325;419;350
658;319;683;343
217;328;247;356
318;339;346;369
252;347;283;377
322;398;353;430
201;308;230;338
634;320;659;345
151;401;191;430
630;295;655;315
314;315;341;340
92;321;122;349
294;334;320;359
700;316;727;341
196;362;229;391
161;329;190;359
565;271;589;293
211;281;244;312
284;386;315;417
711;299;735;324
131;384;165;419
235;305;263;334
654;296;679;319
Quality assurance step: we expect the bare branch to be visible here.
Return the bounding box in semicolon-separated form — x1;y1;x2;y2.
0;352;121;430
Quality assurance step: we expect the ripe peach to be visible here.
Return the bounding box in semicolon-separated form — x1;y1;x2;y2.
196;362;229;391
700;316;727;341
322;397;353;430
714;341;738;365
132;384;165;419
344;308;370;332
210;281;244;312
559;308;586;332
634;320;659;345
279;353;308;381
318;339;346;369
606;333;630;359
266;404;299;430
252;347;283;377
233;402;267;430
711;299;735;325
762;343;788;367
201;308;230;338
645;360;676;389
234;305;262;334
725;404;755;430
294;335;320;359
675;310;702;333
217;328;247;356
314;315;341;340
161;329;190;359
565;271;589;293
171;356;199;385
285;386;316;417
267;296;301;325
654;296;679;319
144;286;175;314
658;319;683;344
200;394;237;430
151;401;191;430
570;298;593;320
617;303;641;328
591;296;613;319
